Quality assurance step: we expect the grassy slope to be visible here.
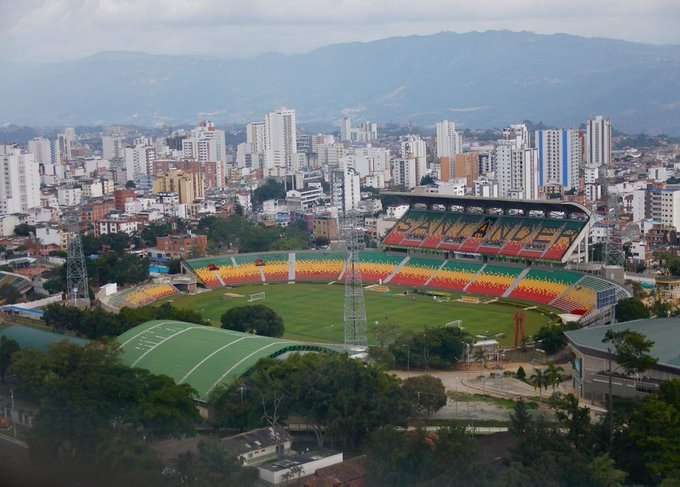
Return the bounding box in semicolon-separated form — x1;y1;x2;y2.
162;283;550;346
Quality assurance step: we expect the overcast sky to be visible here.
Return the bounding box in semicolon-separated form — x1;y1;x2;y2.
2;0;680;62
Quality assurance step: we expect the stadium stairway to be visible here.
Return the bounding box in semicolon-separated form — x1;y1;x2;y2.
462;264;487;293
259;267;266;283
230;256;238;267
502;268;531;298
383;256;410;284
215;273;226;287
288;252;295;281
423;259;449;287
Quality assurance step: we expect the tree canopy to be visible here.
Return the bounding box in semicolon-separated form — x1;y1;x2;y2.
220;304;284;337
614;297;649;322
211;353;413;449
389;326;469;370
8;342;199;485
252;178;286;205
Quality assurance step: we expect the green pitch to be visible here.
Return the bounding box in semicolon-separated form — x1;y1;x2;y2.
163;283;552;346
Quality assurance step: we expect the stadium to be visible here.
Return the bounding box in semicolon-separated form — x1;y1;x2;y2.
179;194;628;315
112;194;631;398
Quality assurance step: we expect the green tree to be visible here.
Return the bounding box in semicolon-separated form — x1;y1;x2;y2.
515;366;527;381
545;362;565;391
420;174;436;186
389;326;469;370
529;368;549;398
373;321;400;349
220;304;284;337
401;375;447;416
13;223;36;237
252;178;286;205
0;335;20;383
533;323;577;355
614;297;649;322
211;353;412;449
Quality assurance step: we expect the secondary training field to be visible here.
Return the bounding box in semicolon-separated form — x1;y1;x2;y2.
162;283;551;345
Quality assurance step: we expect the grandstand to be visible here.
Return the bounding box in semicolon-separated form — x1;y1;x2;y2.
381;193;590;264
295;252;344;282
108;282;179;309
509;269;583;305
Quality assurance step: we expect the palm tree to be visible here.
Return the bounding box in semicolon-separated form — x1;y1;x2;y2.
529;368;548;398
546;363;565;391
473;348;487;368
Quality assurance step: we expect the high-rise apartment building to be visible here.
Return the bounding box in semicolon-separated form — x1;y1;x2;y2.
453;152;481;186
264;108;298;175
331;167;361;214
153;170;204;204
645;187;680;231
102;134;125;161
586;116;612;167
401;135;427;184
182;121;227;163
535;129;582;190
125;139;156;181
0;145;41;214
391;158;417;190
435;120;463;161
28;137;52;164
495;141;538;200
340;117;352;142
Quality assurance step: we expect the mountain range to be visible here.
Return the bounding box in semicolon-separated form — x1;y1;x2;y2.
2;30;680;134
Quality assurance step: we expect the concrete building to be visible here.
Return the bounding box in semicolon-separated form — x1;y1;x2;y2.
124;141;156;181
27;137;52;165
0;145;41;214
535;129;582;190
586;116;612;167
566;319;680;404
102;134;125;161
331;167;361;213
96;215;140;236
182;121;227;164
495;141;539;200
57;186;82;207
153;170;205;204
401;135;427;184
645;187;680;231
435;120;463;161
391;158;417;190
264;108;298;175
453;152;481;186
155;234;208;258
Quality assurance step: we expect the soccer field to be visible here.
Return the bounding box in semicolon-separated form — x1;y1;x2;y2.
162;283;552;346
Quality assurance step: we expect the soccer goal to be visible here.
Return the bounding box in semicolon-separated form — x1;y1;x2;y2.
248;291;266;303
445;320;463;329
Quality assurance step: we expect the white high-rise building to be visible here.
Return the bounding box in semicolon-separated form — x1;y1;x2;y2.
28;137;52;164
102;134;125;161
331;167;361;213
340;117;352;142
503;124;530;148
0;145;41;214
495;141;539;200
401;135;427;184
435;120;463;160
391;158;418;190
124;140;156;181
535;129;582;190
182;121;227;163
586;116;612;167
246;121;266;155
264;108;297;175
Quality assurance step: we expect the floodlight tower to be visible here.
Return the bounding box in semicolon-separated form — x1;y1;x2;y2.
342;211;368;351
65;209;90;308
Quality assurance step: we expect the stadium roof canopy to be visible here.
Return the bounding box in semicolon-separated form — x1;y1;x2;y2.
565;318;680;372
116;320;336;402
0;324;90;352
381;192;591;219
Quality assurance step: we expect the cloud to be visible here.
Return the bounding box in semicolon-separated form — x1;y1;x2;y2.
1;0;679;61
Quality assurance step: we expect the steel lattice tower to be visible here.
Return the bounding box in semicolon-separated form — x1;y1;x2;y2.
603;193;625;266
65;212;90;308
342;211;368;351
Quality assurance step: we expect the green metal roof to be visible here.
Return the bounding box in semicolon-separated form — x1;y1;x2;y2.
565;318;680;369
116;320;334;402
0;325;90;352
